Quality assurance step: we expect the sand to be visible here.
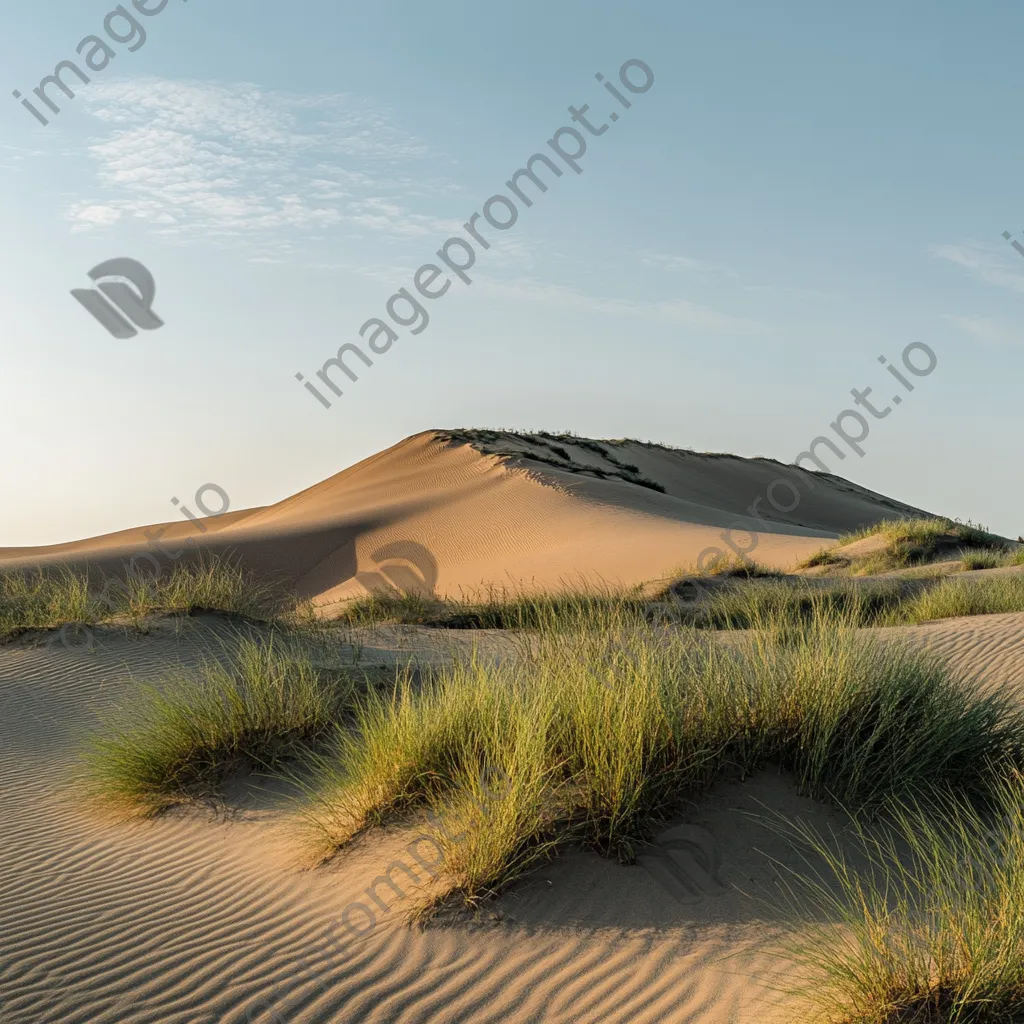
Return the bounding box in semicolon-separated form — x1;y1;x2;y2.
0;431;933;614
2;611;1023;1023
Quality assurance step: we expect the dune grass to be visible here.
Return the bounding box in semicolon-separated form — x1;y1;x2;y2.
678;578;905;630
690;554;785;579
0;567;95;640
0;555;287;642
830;518;1012;576
301;604;1024;914
85;635;353;814
960;550;1004;571
961;548;1024;571
840;517;1006;550
138;557;284;620
799;547;850;570
776;774;1024;1023
898;573;1024;625
333;585;652;631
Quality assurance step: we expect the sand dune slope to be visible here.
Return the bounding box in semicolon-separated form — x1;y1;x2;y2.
0;431;933;611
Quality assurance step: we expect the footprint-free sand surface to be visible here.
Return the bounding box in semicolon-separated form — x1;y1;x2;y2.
3;612;1024;1024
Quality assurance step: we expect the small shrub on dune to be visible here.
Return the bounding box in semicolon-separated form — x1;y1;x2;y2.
776;774;1024;1023
86;635;350;814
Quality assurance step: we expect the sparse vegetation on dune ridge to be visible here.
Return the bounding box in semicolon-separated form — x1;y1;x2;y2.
0;555;289;642
300;602;1024;915
800;517;1017;575
84;635;354;814
334;567;1024;634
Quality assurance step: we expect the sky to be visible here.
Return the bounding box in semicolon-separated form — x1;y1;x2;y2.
2;0;1023;546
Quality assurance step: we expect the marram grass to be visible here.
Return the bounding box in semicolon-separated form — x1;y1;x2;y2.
773;772;1024;1023
85;635;352;814
1;555;286;642
301;603;1024;914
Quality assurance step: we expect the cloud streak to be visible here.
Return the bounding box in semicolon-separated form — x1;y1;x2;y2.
932;240;1024;294
67;78;462;253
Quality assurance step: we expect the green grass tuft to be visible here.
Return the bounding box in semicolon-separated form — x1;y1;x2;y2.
0;567;95;640
898;574;1024;624
85;635;352;814
0;555;287;642
301;604;1023;913
776;773;1024;1023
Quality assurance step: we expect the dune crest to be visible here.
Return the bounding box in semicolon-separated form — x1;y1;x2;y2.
0;430;933;609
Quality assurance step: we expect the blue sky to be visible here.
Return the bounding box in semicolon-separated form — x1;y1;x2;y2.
2;0;1023;545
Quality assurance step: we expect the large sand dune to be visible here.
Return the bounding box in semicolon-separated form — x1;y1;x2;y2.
0;430;932;612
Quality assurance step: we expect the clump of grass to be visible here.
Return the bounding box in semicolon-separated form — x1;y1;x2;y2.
151;556;284;620
85;635;351;814
840;518;1011;574
694;555;784;580
303;605;1023;913
898;574;1024;624
960;550;1003;571
798;547;850;570
776;774;1024;1023
0;555;286;641
0;567;96;640
683;578;905;630
334;586;651;632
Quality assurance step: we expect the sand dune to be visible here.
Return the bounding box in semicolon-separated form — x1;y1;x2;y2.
0;430;933;612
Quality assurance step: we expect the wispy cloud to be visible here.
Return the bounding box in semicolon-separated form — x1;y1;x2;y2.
477;277;760;332
67;78;462;254
944;314;1024;348
932;240;1024;293
638;250;733;275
